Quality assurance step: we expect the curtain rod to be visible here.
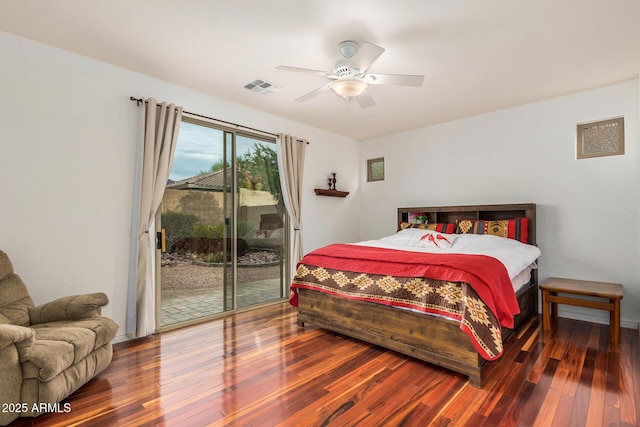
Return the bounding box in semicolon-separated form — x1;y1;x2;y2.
129;96;309;144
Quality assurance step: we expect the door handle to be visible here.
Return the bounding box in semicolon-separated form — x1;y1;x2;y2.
156;229;166;252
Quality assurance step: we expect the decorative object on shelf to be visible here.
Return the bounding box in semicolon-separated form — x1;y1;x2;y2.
315;172;348;197
412;212;428;224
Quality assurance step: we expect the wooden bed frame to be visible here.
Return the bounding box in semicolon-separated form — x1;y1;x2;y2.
296;203;537;387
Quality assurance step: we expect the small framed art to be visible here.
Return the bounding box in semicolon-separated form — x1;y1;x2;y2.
577;117;624;159
367;157;385;182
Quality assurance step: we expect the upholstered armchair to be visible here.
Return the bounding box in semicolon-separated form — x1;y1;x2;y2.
0;250;118;425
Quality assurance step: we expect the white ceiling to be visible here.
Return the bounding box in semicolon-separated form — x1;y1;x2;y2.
1;0;639;141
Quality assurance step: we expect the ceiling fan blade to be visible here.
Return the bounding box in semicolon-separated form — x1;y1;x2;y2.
276;65;335;79
294;83;332;102
355;91;376;109
365;73;425;87
349;42;385;73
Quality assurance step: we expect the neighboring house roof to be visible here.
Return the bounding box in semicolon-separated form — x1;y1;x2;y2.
166;169;278;207
167;169;231;191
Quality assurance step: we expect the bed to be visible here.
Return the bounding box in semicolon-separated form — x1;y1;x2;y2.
290;203;539;387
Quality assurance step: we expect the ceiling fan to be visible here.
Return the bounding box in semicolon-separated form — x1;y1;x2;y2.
276;40;425;108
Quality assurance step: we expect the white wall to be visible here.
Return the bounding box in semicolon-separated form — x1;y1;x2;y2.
0;31;361;343
360;79;640;329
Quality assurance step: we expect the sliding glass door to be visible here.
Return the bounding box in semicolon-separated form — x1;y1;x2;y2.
157;118;286;329
235;135;286;309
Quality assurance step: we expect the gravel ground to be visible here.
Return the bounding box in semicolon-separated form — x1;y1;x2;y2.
161;251;281;291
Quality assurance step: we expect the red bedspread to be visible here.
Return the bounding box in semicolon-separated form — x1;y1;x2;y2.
290;243;520;329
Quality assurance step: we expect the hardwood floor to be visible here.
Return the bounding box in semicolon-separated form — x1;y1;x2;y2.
9;302;640;426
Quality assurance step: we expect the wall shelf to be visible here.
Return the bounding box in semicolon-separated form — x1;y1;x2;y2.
314;189;349;198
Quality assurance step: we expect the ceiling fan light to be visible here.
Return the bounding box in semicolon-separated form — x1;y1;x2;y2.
331;78;368;98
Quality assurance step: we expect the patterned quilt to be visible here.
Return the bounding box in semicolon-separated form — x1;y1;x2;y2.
290;244;521;360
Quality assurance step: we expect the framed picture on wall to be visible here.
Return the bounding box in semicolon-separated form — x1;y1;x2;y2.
576;117;624;159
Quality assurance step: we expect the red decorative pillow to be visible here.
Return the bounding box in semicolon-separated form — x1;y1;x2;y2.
425;223;456;234
457;218;529;243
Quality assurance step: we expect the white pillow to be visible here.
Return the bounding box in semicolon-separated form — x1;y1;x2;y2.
378;228;428;246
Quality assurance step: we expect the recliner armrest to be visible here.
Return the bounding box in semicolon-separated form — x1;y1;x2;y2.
0;324;35;358
29;292;109;324
0;325;35;426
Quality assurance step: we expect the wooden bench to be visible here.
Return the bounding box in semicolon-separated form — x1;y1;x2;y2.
540;277;623;346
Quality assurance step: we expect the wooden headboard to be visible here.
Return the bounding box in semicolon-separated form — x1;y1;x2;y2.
397;203;536;246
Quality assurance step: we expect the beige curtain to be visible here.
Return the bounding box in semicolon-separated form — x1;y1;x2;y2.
277;134;307;276
127;98;182;338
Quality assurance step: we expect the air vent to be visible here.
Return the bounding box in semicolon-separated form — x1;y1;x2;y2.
244;78;281;95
